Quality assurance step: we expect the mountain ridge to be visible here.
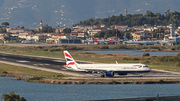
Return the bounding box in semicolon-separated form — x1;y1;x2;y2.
0;0;180;28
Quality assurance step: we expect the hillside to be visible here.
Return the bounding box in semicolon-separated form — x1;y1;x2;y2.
0;0;180;28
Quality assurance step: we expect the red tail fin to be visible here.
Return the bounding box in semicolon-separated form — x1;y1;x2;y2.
91;35;99;43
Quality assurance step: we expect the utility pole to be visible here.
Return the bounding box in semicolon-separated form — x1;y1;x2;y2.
115;26;117;40
91;23;92;40
152;25;153;41
143;25;144;41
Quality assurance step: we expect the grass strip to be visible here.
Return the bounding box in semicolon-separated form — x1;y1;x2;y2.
0;63;71;78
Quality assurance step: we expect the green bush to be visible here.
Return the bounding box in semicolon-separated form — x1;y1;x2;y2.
142;53;150;56
28;77;41;80
122;57;128;60
100;45;109;49
43;48;48;51
159;79;164;84
51;47;61;51
2;91;26;101
132;58;139;60
171;48;175;50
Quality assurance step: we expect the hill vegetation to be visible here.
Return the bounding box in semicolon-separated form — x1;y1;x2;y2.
1;0;180;27
77;10;180;27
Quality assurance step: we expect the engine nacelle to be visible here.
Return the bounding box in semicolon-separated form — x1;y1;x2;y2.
106;71;115;77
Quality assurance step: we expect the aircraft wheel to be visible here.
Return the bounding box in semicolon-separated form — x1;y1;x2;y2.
101;75;105;77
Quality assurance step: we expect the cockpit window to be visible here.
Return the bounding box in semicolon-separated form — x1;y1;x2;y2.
143;66;148;68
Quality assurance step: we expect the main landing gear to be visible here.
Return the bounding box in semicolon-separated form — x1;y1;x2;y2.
100;73;106;77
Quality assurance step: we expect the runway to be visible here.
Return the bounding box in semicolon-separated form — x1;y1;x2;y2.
0;52;180;79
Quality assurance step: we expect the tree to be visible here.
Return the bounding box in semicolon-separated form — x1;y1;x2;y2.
1;22;9;27
2;91;26;101
145;10;154;17
63;28;71;33
94;31;105;38
21;26;25;29
42;24;54;33
0;27;7;33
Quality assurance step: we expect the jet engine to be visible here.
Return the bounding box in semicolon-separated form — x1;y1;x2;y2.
105;71;115;77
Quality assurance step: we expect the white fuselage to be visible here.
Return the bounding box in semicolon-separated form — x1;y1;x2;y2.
67;63;151;73
124;41;155;45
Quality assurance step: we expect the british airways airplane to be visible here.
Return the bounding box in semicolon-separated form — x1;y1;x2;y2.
63;50;151;77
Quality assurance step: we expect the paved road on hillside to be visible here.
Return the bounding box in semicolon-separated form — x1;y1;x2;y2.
0;52;180;79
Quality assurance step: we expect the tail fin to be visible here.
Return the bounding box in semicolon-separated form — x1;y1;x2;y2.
123;36;129;41
91;35;99;43
63;50;79;69
85;35;90;40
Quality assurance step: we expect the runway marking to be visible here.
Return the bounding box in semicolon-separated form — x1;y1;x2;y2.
16;60;30;63
52;60;65;62
33;64;50;66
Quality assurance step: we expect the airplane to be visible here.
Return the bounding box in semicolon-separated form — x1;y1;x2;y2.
83;35;94;44
62;50;151;77
123;36;155;45
21;40;35;44
91;35;120;44
158;37;176;46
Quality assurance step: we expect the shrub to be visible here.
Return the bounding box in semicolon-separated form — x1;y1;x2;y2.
2;91;26;101
132;58;139;60
177;46;180;50
176;62;180;67
159;79;164;84
143;61;150;64
171;48;175;50
43;48;48;51
2;71;8;73
51;47;61;51
28;77;41;80
143;53;150;56
122;57;128;60
100;45;109;49
177;53;180;57
151;56;157;59
158;56;165;61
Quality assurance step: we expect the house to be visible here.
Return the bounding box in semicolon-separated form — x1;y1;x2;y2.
18;33;29;39
26;34;46;42
115;25;128;31
88;27;107;36
7;28;33;34
70;31;78;36
133;25;143;31
131;31;152;40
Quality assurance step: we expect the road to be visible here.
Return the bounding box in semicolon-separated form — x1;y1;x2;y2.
0;52;180;79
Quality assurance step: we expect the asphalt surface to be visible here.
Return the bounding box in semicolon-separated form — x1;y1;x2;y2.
0;52;180;79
